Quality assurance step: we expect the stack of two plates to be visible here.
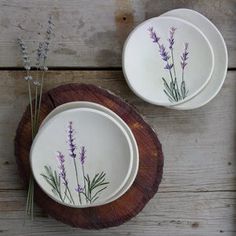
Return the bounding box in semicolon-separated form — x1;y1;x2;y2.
30;102;139;208
123;9;228;110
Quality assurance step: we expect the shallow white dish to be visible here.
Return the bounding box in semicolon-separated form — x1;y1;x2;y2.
31;107;134;208
122;16;214;107
40;101;139;206
161;9;228;110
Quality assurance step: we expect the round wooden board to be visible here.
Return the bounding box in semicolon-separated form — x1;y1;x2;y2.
15;83;164;229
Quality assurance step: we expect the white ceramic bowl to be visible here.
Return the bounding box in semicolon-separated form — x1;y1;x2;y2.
123;16;214;107
31;107;134;208
161;9;228;110
40;101;139;206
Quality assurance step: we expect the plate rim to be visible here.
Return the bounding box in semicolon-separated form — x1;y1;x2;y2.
40;101;140;206
122;15;215;107
30;106;134;208
161;8;228;110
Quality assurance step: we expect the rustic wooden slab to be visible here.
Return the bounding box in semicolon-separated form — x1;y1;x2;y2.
0;0;235;68
14;83;164;228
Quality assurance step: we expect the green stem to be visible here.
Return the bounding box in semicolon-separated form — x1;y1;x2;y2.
82;165;87;203
168;70;178;101
171;49;177;79
171;49;181;100
66;185;75;204
73;159;82;204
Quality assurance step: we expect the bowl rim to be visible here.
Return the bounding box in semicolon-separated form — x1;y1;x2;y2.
122;15;215;107
30;107;134;208
40;101;140;207
161;9;228;110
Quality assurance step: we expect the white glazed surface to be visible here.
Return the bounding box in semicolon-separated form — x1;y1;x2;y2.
31;107;134;208
40;101;139;206
161;9;228;110
123;16;214;106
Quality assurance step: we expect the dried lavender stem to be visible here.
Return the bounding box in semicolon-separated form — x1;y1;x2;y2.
36;71;45;127
26;73;34;138
33;85;38;132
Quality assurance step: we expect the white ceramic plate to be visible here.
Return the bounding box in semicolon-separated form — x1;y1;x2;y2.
123;16;214;107
161;9;228;110
40;102;139;206
31;107;134;208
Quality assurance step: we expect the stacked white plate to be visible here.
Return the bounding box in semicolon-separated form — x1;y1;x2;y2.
30;102;139;208
122;9;228;110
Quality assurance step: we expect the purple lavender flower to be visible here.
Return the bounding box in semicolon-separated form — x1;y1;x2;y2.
80;146;86;165
148;27;160;43
75;184;84;193
68;121;76;159
159;44;170;61
159;44;173;71
181;43;189;70
148;27;173;71
57;151;68;186
168;27;176;49
164;63;174;70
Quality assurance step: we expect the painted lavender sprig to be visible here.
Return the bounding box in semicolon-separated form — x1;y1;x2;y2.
148;26;190;102
41;122;109;205
79;146;88;202
67;121;82;204
57;151;74;204
180;43;189;99
148;27;174;73
148;27;178;102
41;166;63;201
84;172;109;203
168;27;181;100
17;16;54;219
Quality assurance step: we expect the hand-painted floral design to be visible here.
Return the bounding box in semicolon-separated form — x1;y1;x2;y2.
41;121;109;205
148;27;189;102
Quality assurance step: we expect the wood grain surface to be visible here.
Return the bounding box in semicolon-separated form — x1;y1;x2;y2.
0;70;235;235
0;0;235;67
14;83;164;228
0;0;235;234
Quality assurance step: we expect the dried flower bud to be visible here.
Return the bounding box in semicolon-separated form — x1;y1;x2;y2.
33;81;41;86
24;76;32;81
17;38;31;71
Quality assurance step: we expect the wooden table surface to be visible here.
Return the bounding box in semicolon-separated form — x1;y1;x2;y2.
0;1;235;235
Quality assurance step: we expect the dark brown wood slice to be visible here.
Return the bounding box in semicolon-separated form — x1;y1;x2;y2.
15;83;163;229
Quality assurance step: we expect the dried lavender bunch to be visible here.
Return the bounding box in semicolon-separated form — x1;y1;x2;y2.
17;16;54;219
